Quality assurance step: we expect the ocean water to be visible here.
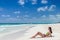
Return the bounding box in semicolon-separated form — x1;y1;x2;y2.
0;23;34;34
0;23;27;34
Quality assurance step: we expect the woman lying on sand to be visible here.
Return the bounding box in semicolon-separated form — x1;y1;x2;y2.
31;27;52;38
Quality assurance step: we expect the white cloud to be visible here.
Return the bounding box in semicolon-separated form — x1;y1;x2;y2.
37;5;56;12
37;6;48;12
40;15;58;23
1;15;10;17
41;0;48;4
25;15;56;23
17;16;20;18
56;14;60;18
48;5;56;11
1;15;5;17
41;15;46;18
18;0;48;5
18;0;25;5
6;18;21;21
32;0;37;5
2;14;60;23
14;11;20;14
49;15;56;19
24;15;29;18
7;15;10;17
36;15;56;20
56;15;60;17
18;0;37;5
21;15;57;23
48;14;60;23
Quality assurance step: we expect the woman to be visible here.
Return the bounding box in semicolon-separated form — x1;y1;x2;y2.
31;27;52;38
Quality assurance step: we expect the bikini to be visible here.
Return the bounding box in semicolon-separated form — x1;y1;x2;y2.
43;32;49;37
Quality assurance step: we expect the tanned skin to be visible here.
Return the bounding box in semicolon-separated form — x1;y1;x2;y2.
31;27;52;38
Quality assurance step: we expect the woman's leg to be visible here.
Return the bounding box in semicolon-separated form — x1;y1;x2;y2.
31;32;44;38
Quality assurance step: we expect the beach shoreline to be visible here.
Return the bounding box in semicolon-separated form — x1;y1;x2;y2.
0;23;60;40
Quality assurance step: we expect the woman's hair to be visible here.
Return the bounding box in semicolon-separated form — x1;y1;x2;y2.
48;27;52;33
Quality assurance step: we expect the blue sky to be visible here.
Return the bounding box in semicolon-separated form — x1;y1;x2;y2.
0;0;60;23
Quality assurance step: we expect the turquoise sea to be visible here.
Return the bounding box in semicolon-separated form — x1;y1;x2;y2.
0;22;59;25
0;22;59;27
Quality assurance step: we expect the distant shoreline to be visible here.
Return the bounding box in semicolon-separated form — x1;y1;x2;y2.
0;22;59;25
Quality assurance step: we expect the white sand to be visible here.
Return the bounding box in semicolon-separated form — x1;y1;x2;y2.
0;24;60;40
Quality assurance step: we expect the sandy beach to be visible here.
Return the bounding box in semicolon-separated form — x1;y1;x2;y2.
0;24;60;40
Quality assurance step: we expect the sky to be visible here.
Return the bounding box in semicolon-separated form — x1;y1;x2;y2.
0;0;60;23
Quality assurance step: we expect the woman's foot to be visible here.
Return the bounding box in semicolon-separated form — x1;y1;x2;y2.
31;36;35;38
